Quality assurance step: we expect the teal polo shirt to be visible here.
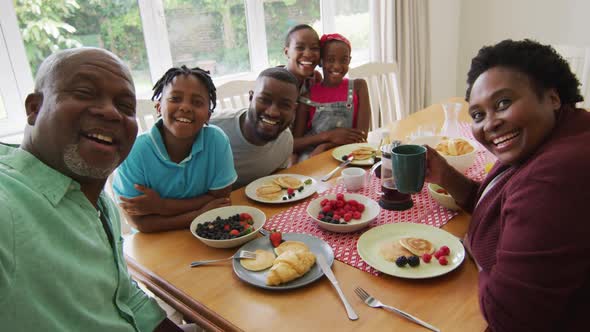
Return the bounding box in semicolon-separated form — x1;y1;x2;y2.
0;145;166;331
113;119;237;200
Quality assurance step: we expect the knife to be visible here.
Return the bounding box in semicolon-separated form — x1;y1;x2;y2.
317;255;359;320
321;156;353;182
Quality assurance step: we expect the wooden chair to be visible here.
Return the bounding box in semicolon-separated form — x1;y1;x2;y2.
554;45;590;109
348;62;404;131
215;80;255;111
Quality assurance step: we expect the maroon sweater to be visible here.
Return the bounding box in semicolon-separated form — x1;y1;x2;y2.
464;107;590;332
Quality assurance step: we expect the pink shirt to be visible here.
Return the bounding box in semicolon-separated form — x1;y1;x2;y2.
307;78;359;129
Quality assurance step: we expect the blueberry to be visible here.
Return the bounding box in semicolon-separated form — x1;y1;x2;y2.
407;256;420;267
326;211;334;217
342;155;348;161
282;196;287;200
395;256;408;267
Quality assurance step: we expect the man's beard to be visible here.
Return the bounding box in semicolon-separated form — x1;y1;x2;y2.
63;144;119;179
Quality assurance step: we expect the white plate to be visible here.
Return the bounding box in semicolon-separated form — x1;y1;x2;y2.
332;143;379;166
245;174;317;204
232;233;334;290
357;223;465;279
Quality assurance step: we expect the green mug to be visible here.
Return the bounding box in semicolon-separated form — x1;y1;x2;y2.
391;144;427;194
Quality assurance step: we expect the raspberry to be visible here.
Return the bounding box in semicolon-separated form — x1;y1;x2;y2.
440;245;450;256
395;256;408;267
317;213;324;220
356;204;365;212
322;205;332;213
422;253;432;263
336;200;345;208
407;255;420;267
352;211;362;219
287;188;294;195
438;256;448;265
320;199;329;206
343;213;352;222
348;199;358;206
434;250;444;259
332;214;341;222
336;193;345;201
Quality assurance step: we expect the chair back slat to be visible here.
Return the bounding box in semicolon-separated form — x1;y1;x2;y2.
348;62;404;130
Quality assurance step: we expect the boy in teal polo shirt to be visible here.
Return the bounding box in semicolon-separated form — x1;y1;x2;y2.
0;48;180;331
113;66;237;233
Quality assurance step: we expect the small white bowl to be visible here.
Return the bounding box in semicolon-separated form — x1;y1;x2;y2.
190;205;265;248
409;135;478;173
307;193;380;233
428;183;460;211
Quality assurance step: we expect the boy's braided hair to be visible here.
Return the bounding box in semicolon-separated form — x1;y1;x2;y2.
151;65;217;112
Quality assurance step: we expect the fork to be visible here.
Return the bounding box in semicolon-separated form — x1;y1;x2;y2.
190;250;257;267
354;287;440;332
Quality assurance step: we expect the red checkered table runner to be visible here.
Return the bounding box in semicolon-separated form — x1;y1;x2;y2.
264;123;496;275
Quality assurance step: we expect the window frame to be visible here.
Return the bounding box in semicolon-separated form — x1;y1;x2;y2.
0;0;376;139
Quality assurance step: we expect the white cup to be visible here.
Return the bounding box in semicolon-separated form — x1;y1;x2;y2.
338;167;367;191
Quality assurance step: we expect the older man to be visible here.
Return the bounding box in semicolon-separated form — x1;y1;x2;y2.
0;48;181;331
210;67;299;188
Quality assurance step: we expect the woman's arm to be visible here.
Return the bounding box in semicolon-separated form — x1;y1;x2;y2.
354;78;370;136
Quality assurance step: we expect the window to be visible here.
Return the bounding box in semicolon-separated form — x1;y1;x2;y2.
1;0;371;139
13;0;151;96
263;0;321;66
162;1;250;77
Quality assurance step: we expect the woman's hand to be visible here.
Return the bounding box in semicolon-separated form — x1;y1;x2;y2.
119;184;163;216
324;128;366;145
424;145;452;186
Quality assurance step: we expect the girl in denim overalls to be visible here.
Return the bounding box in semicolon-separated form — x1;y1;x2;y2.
293;33;371;161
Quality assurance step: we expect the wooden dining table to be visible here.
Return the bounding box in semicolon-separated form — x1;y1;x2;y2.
123;98;488;332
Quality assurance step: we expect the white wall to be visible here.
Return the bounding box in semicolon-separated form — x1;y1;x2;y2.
428;0;461;104
456;0;590;95
429;0;590;104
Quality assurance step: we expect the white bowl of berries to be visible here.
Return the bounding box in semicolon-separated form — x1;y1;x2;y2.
306;193;380;233
190;205;266;248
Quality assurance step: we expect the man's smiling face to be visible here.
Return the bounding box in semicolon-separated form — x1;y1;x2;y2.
244;77;298;144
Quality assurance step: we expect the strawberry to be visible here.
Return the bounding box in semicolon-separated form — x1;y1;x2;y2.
223;224;230;231
270;230;283;247
229;229;240;236
239;212;252;221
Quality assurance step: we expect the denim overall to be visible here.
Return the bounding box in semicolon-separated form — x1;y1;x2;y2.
299;79;355;136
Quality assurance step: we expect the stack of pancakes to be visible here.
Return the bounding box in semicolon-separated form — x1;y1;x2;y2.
351;147;376;160
255;176;303;200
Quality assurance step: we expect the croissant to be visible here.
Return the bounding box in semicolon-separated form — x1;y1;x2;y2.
266;250;316;286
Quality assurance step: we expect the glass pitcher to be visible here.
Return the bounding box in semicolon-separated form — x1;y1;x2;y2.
369;141;413;210
441;102;462;138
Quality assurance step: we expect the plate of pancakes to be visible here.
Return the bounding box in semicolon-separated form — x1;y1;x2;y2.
245;174;318;204
357;223;465;279
232;233;334;290
331;143;379;166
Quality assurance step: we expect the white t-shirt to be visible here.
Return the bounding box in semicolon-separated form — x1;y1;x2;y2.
210;108;293;188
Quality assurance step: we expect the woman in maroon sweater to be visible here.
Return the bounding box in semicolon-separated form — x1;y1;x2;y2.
427;39;590;331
